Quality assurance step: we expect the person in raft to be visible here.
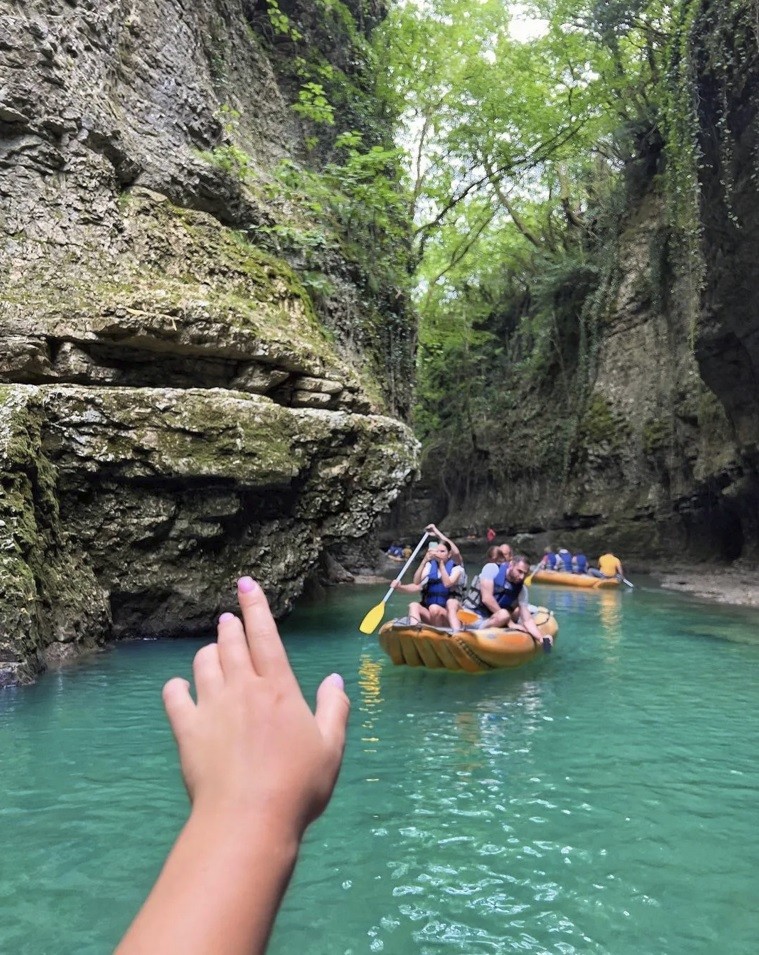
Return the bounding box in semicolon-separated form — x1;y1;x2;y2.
391;538;466;630
484;545;505;565
462;554;552;649
116;577;350;955
572;549;589;574
412;522;463;578
499;541;513;564
556;546;573;573
588;552;624;580
537;546;558;571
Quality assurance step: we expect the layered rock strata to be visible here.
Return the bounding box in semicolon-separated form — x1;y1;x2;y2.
0;0;418;684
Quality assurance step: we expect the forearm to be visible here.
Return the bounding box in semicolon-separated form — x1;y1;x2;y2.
521;611;542;640
117;809;300;955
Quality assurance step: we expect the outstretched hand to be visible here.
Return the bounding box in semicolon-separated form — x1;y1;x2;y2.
163;576;350;835
117;577;350;955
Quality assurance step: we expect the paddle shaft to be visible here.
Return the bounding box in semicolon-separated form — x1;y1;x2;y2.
380;532;430;605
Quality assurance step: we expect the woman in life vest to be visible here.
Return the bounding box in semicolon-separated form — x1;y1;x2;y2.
391;540;465;630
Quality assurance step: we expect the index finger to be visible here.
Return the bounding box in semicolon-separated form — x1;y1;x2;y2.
236;576;293;678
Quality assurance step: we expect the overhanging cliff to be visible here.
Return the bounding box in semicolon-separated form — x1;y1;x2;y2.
0;0;418;684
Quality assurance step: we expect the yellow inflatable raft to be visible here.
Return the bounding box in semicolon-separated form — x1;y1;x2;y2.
378;607;558;673
529;570;620;589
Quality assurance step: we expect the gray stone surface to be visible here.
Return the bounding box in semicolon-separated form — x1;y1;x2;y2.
0;0;419;683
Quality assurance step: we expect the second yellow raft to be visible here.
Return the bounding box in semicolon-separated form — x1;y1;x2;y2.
529;570;620;588
378;607;558;673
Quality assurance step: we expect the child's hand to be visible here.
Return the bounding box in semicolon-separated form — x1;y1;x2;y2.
162;577;350;837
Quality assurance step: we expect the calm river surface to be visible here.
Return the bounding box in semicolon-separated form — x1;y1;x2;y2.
1;579;758;953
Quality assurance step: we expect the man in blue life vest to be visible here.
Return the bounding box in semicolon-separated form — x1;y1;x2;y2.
462;554;551;648
391;539;465;630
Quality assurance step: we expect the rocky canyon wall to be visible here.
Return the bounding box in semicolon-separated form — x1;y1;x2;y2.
406;186;747;564
0;0;418;684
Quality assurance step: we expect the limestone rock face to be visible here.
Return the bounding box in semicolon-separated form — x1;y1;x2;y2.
0;1;419;684
690;0;759;542
433;186;752;564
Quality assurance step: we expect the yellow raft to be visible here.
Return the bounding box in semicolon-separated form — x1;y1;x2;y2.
378;607;558;673
529;570;620;589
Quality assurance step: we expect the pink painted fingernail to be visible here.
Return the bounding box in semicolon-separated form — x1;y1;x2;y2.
238;576;257;593
328;673;344;690
219;612;235;623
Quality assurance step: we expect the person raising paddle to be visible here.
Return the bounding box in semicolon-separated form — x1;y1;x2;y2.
391;538;466;630
411;523;463;582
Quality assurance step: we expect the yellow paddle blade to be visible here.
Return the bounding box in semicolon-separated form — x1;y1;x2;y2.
359;600;386;634
457;608;479;625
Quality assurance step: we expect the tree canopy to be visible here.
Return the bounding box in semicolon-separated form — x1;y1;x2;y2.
372;0;695;501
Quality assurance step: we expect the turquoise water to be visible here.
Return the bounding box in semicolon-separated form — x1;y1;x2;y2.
1;580;758;954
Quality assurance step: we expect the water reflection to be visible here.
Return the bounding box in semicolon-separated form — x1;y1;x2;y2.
358;654;384;757
597;590;622;643
539;587;622;645
450;679;548;770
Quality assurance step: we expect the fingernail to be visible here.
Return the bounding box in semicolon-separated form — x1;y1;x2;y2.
219;612;235;623
238;576;257;593
328;673;344;690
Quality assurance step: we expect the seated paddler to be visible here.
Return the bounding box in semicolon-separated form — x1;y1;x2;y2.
390;539;465;630
588;551;624;580
462;554;552;649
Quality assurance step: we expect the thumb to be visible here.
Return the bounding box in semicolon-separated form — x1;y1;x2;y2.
162;677;195;742
314;673;350;767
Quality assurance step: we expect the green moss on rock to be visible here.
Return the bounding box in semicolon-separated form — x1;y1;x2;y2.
578;395;629;451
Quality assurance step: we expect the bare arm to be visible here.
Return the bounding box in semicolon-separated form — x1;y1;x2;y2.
390;580;421;594
412;554;430;584
515;590;544;642
425;524;462;564
478;577;501;616
116;577;350;955
438;564;463;588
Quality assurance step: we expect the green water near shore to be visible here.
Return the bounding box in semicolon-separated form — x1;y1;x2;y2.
1;580;758;953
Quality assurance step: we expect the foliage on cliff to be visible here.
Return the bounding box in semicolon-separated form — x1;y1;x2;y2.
378;0;755;535
202;0;417;415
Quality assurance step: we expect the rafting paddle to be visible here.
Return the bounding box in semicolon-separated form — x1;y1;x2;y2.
359;532;430;634
525;564;539;586
622;577;634;589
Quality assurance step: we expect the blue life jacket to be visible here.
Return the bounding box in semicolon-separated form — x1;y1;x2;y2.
557;549;572;571
422;559;458;607
574;553;588;573
492;562;523;610
544;552;557;570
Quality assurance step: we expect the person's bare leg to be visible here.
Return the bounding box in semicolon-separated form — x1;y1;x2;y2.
445;598;462;630
408;601;430;624
428;605;449;628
